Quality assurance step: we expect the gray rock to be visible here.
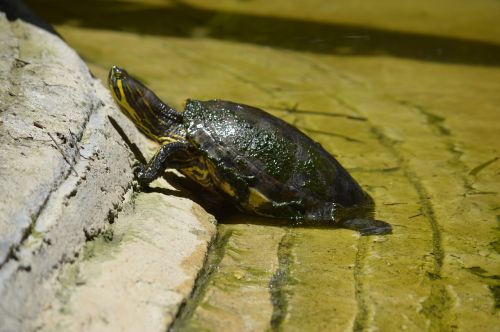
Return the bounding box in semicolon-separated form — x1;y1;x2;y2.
0;13;98;266
0;13;216;332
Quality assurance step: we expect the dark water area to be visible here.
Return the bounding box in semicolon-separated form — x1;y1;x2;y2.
24;0;500;67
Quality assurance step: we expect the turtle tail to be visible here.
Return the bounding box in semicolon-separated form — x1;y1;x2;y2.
108;66;185;144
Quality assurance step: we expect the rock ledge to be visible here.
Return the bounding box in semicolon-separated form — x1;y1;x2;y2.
0;13;216;332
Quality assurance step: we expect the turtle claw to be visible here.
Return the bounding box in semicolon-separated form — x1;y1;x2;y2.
341;218;392;236
132;164;152;187
133;164;145;178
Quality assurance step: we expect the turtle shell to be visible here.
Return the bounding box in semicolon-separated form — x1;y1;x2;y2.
183;99;368;221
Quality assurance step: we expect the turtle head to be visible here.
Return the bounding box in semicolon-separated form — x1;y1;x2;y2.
108;66;130;102
108;66;184;143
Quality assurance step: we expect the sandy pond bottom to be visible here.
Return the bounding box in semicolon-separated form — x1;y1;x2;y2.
26;0;500;330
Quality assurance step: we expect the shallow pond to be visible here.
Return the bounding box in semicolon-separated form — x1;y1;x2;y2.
26;0;500;330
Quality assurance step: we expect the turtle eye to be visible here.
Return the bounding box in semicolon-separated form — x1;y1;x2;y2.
109;65;125;79
113;70;123;80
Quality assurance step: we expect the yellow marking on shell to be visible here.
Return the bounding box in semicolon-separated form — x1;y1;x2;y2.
220;181;238;198
181;165;212;188
158;136;181;144
158;133;184;144
205;158;239;198
246;187;272;209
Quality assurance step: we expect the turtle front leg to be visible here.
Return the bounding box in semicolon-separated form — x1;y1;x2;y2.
135;141;195;185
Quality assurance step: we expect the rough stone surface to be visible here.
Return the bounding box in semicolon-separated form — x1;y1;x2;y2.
0;13;217;332
36;186;216;332
0;13;99;265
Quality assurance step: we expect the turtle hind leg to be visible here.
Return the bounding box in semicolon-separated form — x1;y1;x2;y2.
340;218;392;236
317;201;392;235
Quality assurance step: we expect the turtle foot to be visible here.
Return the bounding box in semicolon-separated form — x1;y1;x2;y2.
341;218;392;236
132;164;155;189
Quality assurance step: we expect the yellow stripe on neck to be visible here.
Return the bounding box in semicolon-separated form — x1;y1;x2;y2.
114;79;162;142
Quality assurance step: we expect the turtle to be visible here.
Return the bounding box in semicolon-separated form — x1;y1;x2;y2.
108;66;391;235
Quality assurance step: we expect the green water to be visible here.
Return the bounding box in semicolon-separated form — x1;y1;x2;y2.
26;0;500;330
